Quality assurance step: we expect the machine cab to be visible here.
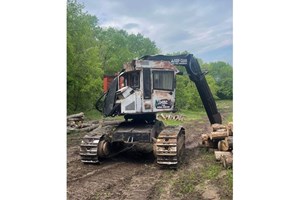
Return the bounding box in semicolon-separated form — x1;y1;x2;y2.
115;59;178;115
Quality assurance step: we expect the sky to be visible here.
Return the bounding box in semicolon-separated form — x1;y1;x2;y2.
77;0;232;65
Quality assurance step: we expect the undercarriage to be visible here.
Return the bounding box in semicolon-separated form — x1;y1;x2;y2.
80;119;185;168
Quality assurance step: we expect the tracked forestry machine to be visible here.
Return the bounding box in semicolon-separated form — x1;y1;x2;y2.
80;54;222;168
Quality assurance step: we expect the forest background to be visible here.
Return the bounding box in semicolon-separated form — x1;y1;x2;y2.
67;0;232;115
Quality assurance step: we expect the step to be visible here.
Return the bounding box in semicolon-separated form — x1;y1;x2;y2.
156;143;177;146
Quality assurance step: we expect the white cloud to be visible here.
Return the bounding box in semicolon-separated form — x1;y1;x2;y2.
78;0;232;64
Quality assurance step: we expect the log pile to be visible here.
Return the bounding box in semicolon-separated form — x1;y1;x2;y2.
201;122;233;169
67;112;100;134
157;113;184;121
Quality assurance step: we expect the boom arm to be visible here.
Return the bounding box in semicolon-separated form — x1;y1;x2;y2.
140;54;222;124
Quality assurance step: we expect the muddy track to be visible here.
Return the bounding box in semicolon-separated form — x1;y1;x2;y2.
67;119;231;200
67;151;163;200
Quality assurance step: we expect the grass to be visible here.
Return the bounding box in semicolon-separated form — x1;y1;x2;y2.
180;109;207;120
161;99;232;126
216;99;233;124
84;109;103;120
175;170;200;195
226;169;233;190
170;148;232;199
202;164;223;180
226;113;233;123
200;148;233;199
84;109;123;121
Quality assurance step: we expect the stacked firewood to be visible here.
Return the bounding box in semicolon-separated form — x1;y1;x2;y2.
201;122;233;169
157;113;184;121
67;112;100;134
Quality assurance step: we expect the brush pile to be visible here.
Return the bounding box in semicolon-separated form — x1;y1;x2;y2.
67;112;99;134
157;113;184;121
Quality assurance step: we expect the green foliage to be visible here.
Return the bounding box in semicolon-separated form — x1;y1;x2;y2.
67;0;103;112
217;77;233;99
175;72;219;111
202;61;233;99
97;28;159;75
67;0;232;114
67;0;159;114
171;52;232;111
205;75;219;99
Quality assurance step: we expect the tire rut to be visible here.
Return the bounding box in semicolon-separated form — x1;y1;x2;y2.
68;162;156;200
107;165;163;200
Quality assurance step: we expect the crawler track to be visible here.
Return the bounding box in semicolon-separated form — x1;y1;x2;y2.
79;124;120;163
155;126;185;168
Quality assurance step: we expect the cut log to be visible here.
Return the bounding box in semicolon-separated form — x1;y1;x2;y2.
218;140;227;151
216;128;227;132
209;131;228;140
218;136;233;151
221;154;233;169
201;133;209;141
67;121;76;127
90;120;100;125
78;123;93;128
67;112;84;119
227;122;233;136
67;117;84;122
227;136;233;150
214;151;232;161
212;123;227;131
67;124;99;134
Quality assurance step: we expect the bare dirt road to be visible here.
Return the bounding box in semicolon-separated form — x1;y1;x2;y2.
67;107;233;200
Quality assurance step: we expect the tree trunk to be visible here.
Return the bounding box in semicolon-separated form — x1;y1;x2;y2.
201;133;209;142
90;120;100;125
214;151;232;161
67;112;84;119
209;131;228;140
212;123;227;131
216;128;227;132
227;136;233;149
67;117;84;123
67;124;99;134
218;140;227;151
218;136;233;151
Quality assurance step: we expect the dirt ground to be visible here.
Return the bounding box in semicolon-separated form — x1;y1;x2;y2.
67;109;233;200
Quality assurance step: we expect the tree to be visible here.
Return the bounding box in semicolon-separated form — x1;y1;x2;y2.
67;0;160;113
202;61;233;99
96;28;160;75
67;0;103;112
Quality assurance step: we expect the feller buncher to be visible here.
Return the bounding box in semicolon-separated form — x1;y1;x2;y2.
79;54;222;168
